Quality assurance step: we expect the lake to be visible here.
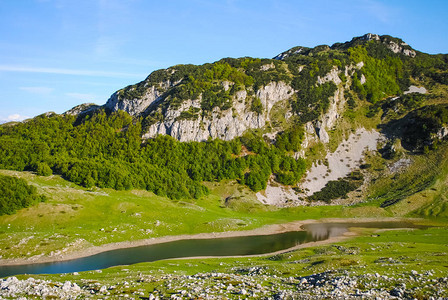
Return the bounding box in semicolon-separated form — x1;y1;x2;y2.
0;221;424;277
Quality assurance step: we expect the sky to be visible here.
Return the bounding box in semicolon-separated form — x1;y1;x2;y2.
1;0;448;122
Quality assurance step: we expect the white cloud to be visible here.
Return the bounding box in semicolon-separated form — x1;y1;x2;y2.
1;114;30;123
20;86;54;94
0;65;145;78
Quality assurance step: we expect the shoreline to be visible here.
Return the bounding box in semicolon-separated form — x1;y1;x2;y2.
0;217;414;267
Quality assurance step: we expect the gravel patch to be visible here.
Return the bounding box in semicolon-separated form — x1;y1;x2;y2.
302;128;383;195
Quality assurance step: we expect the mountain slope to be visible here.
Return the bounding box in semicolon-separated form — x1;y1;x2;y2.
99;33;426;144
1;33;448;210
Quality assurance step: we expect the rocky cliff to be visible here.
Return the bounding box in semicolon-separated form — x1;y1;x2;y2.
141;81;294;142
62;33;433;153
97;33;425;146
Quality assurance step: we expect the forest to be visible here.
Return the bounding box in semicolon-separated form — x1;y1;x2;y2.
0;174;46;215
0;111;306;199
1;35;447;202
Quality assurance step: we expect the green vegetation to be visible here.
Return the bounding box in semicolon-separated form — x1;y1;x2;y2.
250;97;263;114
380;93;427;121
0;170;345;261
349;45;403;103
362;141;448;211
0;111;308;200
0;174;46;215
176;106;201;121
275;126;304;152
3;34;448;300
238;130;307;191
308;171;364;202
1;34;447;209
9;225;448;298
401;104;448;151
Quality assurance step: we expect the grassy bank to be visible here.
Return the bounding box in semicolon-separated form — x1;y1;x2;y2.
7;225;447;298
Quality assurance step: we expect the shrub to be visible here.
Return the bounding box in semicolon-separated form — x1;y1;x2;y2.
308;172;363;202
36;162;52;176
0;175;46;215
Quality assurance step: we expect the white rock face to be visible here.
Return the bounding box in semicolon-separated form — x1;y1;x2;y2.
273;47;307;60
362;33;380;41
317;67;341;86
315;122;330;144
316;67;346;142
404;85;427;94
436;126;448;140
105;87;163;116
64;103;100;116
360;74;366;85
260;63;275;71
104;80;178;116
256;81;293;115
387;40;416;57
295;122;318;158
142;81;294;142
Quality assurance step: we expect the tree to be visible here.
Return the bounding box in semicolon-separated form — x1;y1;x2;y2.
36;162;52;176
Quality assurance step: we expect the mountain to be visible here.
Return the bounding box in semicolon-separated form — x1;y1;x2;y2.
93;33;421;143
1;33;448;210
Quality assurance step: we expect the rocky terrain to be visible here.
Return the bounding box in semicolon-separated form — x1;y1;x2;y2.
1;270;447;299
88;33;419;146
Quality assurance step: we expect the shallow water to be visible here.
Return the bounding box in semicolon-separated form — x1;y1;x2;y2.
0;221;424;277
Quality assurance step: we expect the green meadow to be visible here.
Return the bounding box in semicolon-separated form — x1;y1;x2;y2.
0;170;344;261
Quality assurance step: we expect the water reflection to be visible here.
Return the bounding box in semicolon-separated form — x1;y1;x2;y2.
303;224;349;240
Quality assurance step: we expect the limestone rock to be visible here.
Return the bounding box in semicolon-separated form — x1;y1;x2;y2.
315;122;330;143
64;103;100;116
104;80;178;116
436;126;448;140
142;81;293;142
317;67;341;85
387;40;416;57
105;86;162;116
404;85;427;94
360;74;366;85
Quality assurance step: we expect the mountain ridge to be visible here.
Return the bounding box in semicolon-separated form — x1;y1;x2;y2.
67;33;421;144
2;33;448;206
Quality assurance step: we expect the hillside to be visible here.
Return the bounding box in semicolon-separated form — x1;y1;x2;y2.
1;33;448;298
1;33;448;209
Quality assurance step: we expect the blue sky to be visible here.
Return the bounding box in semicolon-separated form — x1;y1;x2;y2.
1;0;447;122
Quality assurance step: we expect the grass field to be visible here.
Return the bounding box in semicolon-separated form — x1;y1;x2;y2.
0;170;345;261
1;160;447;298
1;150;447;263
358;142;448;220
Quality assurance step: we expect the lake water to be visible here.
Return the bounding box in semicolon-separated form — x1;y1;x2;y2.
0;221;424;277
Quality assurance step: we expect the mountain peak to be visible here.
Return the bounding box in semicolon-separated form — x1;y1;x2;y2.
275;34;416;61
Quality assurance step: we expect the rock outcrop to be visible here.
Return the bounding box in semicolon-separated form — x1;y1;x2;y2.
142;81;294;142
104;80;178;116
64;103;100;116
94;33;421;144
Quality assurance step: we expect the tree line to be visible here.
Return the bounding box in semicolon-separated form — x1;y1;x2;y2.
0;174;46;215
0;110;306;199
